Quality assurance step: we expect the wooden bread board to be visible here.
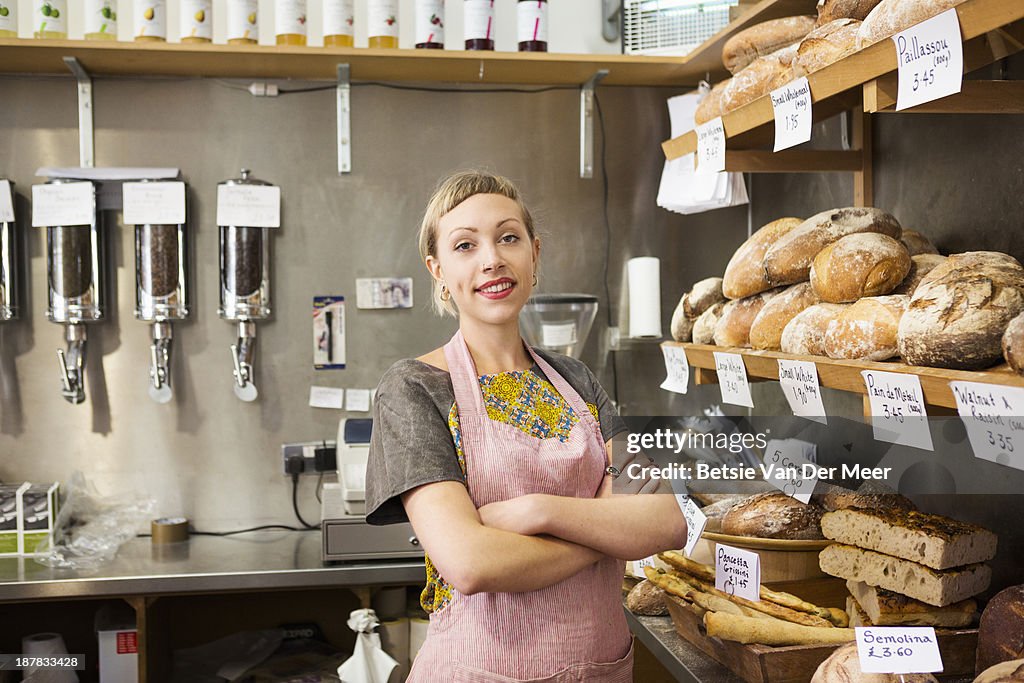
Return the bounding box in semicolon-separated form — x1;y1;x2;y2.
663;593;978;683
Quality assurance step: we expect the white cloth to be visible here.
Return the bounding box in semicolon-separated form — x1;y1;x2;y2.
338;609;399;683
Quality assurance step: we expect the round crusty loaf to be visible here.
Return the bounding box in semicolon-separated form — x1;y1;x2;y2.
812;643;939;683
975;659;1024;682
815;0;883;25
781;303;848;356
693;301;727;345
670;296;695;342
722;492;825;540
901;229;940;256
858;0;967;48
898;252;1024;369
713;289;782;348
720;44;801;115
695;80;730;125
1003;312;1024;375
893;254;947;296
815;483;916;512
722;15;816;74
723;218;803;299
811;233;911;303
764;207;902;288
792;18;862;77
685;277;726;319
824;295;909;361
977;585;1024;675
626;579;669;616
749;282;819;350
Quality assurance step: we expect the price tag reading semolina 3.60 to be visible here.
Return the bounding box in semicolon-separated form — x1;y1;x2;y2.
893;8;963;111
695;117;726;174
856;627;943;674
771;77;813;151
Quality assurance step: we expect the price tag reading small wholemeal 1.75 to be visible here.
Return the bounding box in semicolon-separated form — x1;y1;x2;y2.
714;352;753;408
715;544;760;602
855;627;943;675
777;359;827;424
660;344;690;394
770;77;813;151
695;117;726;174
632;555;656;578
950;381;1024;471
893;8;963;111
861;370;934;451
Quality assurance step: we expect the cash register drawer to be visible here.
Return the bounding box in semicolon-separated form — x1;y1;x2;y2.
322;517;424;562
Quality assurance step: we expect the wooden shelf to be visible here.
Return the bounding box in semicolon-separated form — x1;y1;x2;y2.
664;341;1024;410
661;0;1024;160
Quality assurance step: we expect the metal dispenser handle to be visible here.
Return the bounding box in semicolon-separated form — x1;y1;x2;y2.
230;320;258;401
56;323;87;404
148;320;173;403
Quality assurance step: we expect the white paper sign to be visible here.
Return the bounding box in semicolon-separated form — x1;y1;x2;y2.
216;184;281;228
862;370;934;451
695;117;726;174
950;381;1024;471
660;345;690;394
855;627;943;674
346;388;371;412
778;359;827;424
632;556;656;577
541;322;577;347
762;439;818;504
715;544;760;602
893;9;964;111
771;77;813;151
123;181;186;225
0;181;14;223
309;386;345;409
714;352;753;408
674;494;707;557
31;182;95;227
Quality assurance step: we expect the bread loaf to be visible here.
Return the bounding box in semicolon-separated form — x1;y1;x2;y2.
816;0;883;25
893;254;947;296
1002;311;1024;374
671;296;695;342
858;0;968;48
723;217;803;299
626;579;669;616
722;492;825;540
811;233;911;303
811;642;938;683
693;301;726;345
695;80;730;125
897;252;1024;369
750;282;819;350
901;229;940;256
713;289;781;348
705;612;855;647
847;580;976;627
793;18;862;76
721;45;801;114
975;659;1024;682
781;303;848;355
764;207;902;287
977;585;1024;675
815;483;916;512
722;15;816;73
684;277;725;318
818;544;992;607
824;294;908;360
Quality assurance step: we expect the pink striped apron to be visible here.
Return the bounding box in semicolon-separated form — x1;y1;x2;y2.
407;330;633;682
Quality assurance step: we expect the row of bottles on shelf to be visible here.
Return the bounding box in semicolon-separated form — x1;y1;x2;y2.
0;0;549;51
0;170;274;406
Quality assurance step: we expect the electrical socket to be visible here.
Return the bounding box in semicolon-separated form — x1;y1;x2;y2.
281;440;336;475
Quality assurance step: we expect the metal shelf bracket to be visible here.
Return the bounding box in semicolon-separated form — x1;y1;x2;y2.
63;57;94;168
579;69;608;179
336;63;351;175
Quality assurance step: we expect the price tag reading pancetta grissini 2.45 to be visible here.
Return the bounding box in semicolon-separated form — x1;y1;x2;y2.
855;627;943;675
893;8;963;111
715;544;760;602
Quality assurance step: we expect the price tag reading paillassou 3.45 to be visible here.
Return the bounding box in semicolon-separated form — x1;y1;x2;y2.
893;8;963;111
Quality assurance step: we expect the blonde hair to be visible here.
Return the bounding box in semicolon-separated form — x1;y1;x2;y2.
418;171;537;316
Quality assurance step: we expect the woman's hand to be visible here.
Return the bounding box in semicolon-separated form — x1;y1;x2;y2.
477;494;550;536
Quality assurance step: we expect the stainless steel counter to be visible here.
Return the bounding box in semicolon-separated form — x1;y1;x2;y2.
626;610;743;683
0;530;426;602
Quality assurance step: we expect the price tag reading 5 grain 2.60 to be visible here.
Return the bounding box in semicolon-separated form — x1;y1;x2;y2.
714;352;753;408
762;439;818;504
695;117;726;174
855;627;943;675
771;77;812;151
715;544;760;602
893;8;963;111
861;370;934;451
950;381;1024;471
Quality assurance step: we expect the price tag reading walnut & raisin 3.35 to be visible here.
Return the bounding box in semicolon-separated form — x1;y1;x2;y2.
695;117;726;174
950;381;1024;471
893;8;963;111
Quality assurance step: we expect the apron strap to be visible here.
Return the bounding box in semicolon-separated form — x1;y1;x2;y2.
443;329;486;425
525;346;604;442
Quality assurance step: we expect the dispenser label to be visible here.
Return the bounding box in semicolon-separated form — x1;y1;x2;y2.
0;181;13;223
217;185;280;228
32;182;95;227
123;181;185;225
309;386;344;409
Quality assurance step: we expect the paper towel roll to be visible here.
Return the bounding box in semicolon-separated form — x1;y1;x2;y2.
628;257;662;338
371;586;407;621
21;633;78;682
409;617;429;666
379;618;410;682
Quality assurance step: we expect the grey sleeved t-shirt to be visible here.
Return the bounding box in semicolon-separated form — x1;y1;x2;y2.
365;350;626;525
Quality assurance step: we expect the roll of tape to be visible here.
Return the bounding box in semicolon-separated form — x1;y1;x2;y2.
151;517;189;544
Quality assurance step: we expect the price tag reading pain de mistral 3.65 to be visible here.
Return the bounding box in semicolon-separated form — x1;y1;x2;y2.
861;370;933;451
893;8;964;111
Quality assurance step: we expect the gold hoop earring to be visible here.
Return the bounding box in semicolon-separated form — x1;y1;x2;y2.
440;283;451;301
532;273;538;286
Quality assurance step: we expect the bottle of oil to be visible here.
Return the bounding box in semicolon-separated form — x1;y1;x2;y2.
367;0;397;48
463;0;493;51
517;0;547;52
322;0;353;47
275;0;306;45
133;0;165;41
180;0;211;42
84;0;117;40
415;0;443;49
33;0;67;38
0;0;19;36
226;0;257;43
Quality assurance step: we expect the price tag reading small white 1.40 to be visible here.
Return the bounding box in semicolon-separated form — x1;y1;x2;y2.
777;359;827;424
893;8;963;111
715;544;760;602
855;627;943;675
762;439;818;504
660;344;690;394
0;180;14;223
695;117;726;174
862;370;934;451
771;76;813;151
123;181;186;226
31;182;96;227
714;352;753;408
675;495;707;557
950;381;1024;471
216;184;282;228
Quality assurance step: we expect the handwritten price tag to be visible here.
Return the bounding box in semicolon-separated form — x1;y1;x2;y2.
216;184;281;228
31;182;95;227
893;8;963;111
762;439;818;504
660;344;690;394
675;495;707;557
715;544;760;602
856;627;943;674
632;555;656;578
0;180;14;223
862;370;933;451
771;77;813;151
714;352;753;408
778;359;827;424
695;117;726;174
123;181;186;225
950;381;1024;471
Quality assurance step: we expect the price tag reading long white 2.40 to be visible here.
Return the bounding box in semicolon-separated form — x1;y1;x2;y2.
216;184;281;228
856;627;943;675
660;344;690;394
950;381;1024;471
771;77;813;151
715;544;760;602
695;117;726;174
893;8;963;111
862;370;933;451
778;359;827;424
714;352;753;407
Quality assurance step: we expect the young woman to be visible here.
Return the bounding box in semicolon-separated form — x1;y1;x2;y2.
366;171;687;682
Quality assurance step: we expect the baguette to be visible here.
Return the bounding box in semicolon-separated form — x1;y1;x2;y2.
704;611;855;646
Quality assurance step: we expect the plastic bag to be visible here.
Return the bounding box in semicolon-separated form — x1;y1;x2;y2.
33;471;155;571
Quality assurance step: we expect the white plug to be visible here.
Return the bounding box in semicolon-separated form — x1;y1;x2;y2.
247;82;280;97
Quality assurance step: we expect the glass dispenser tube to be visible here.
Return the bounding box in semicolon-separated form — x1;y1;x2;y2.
0;186;16;322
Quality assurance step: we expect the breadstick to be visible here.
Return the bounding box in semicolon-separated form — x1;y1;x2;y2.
826;607;850;628
643;566;698;601
686;589;745;616
689;577;833;628
659;551;715;582
704;612;856;646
